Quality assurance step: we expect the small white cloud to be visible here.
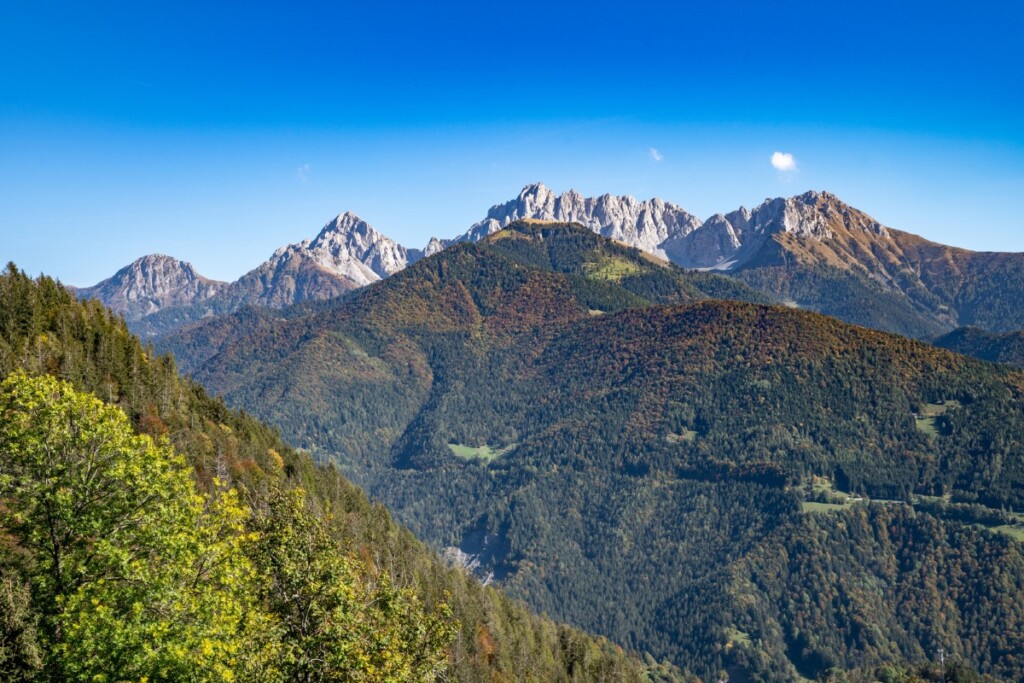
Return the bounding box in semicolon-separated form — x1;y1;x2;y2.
297;163;312;182
649;147;663;162
771;151;797;171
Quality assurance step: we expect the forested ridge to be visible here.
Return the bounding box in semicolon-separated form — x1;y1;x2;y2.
163;222;1024;681
0;263;685;682
934;327;1024;368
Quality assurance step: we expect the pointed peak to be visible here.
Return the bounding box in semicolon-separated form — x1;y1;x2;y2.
519;182;551;196
325;211;371;230
314;212;382;244
129;253;186;267
516;183;559;204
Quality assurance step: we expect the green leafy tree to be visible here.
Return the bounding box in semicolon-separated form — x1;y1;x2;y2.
250;487;456;682
0;371;277;681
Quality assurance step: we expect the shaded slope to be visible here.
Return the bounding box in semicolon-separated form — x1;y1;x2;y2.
934;326;1024;368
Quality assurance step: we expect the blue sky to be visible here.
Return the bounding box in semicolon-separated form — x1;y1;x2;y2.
2;1;1022;285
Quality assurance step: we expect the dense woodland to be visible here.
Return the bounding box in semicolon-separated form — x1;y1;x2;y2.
0;263;685;682
163;223;1024;681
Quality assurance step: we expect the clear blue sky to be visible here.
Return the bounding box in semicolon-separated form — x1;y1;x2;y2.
2;1;1022;285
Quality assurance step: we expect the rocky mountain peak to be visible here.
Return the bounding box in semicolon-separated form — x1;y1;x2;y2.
771;191;888;239
125;253;198;280
302;212;410;278
459;184;703;258
693;191;886;248
75;254;224;321
421;236;447;258
518;181;556;201
315;211;376;241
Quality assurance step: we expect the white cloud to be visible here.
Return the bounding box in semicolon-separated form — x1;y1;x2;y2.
771;151;797;171
649;147;663;162
297;163;311;182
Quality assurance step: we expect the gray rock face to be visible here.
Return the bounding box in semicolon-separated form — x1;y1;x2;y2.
309;212;412;278
667;214;743;268
740;191;886;242
73;254;225;321
420;237;447;259
227;212;412;308
659;190;891;270
454;183;704;259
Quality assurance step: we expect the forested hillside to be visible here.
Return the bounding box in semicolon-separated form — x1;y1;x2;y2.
934;327;1024;368
0;263;684;682
163;223;1024;681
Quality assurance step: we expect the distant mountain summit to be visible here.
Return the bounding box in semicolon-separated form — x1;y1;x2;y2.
309;211;419;279
450;182;703;259
678;190;889;269
225;212;418;309
72;254;226;321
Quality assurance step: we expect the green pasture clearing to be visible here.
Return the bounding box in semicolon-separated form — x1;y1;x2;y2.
800;475;863;513
448;442;517;463
666;429;698;444
801;500;852;514
915;416;943;437
485;229;529;242
914;400;960;437
724;627;752;648
582;255;643;283
992;525;1024;541
919;400;962;416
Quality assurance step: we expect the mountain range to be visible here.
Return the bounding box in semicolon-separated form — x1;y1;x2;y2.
160;220;1024;681
74;183;1024;340
72;212;422;336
